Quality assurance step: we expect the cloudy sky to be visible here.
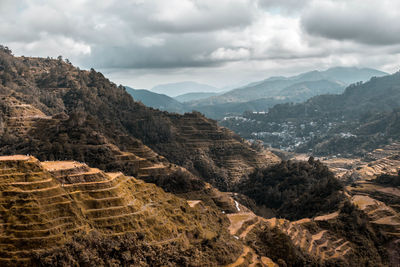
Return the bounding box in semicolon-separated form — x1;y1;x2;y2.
2;0;400;89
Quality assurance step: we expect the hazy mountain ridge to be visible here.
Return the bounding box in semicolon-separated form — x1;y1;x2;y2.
174;91;220;102
222;71;400;156
192;67;387;106
176;67;387;119
278;79;344;101
123;67;386;120
151;81;220;97
125;86;186;113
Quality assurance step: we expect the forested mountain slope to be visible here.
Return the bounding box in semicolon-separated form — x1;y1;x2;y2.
0;48;279;191
222;71;400;156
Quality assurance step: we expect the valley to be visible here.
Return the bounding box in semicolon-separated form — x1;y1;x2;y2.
2;152;398;266
221;71;400;158
130;67;387;119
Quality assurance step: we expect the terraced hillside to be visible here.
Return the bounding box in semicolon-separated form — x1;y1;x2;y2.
224;206;356;265
0;94;252;216
224;200;396;266
0;95;169;179
0;49;279;192
315;146;400;265
0;155;241;266
165;112;279;188
337;144;400;239
294;143;400;184
0;96;51;136
229;146;400;265
5;154;388;266
351;195;400;237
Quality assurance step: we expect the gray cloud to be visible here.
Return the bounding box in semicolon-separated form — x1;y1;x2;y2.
116;0;256;34
301;0;400;45
86;34;225;69
258;0;310;12
1;0;400;88
1;0;259;70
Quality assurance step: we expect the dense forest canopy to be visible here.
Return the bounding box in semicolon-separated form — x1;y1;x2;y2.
236;157;344;220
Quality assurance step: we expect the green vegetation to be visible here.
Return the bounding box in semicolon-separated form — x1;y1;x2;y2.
308;201;390;266
236;158;344;220
246;224;314;267
374;171;400;187
32;231;241;267
144;168;206;194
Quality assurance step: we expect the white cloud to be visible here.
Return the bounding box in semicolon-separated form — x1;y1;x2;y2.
209;47;251;61
11;35;91;59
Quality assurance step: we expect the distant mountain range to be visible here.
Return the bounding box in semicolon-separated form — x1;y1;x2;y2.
151;81;221;97
132;67;387;119
125;86;287;119
222;70;400;156
191;67;388;106
174;92;220;102
125;86;186;113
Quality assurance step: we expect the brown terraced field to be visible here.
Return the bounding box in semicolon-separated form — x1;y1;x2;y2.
0;155;237;265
